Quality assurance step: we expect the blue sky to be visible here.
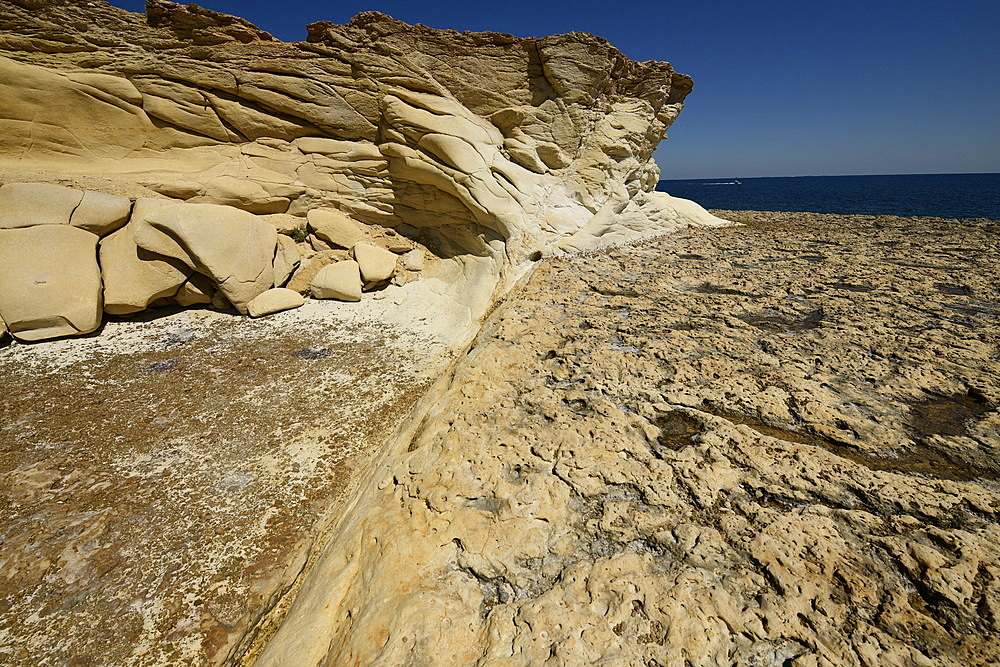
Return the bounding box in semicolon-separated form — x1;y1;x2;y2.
108;1;999;179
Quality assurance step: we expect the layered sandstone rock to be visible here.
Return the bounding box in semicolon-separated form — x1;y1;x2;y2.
0;0;726;343
99;222;191;315
134;203;278;314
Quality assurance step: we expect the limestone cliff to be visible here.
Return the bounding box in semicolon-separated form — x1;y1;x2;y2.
0;0;726;343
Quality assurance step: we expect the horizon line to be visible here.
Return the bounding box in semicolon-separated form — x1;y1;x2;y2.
658;171;1000;181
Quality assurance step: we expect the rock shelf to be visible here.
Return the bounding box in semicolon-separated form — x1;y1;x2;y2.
259;211;1000;666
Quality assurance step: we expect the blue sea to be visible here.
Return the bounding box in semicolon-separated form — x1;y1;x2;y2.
656;173;1000;219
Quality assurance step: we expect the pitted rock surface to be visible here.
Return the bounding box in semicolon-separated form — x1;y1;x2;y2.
261;212;1000;666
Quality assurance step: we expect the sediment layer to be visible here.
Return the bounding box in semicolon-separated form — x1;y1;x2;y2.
260;211;1000;665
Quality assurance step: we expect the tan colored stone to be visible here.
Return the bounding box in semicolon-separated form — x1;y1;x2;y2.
174;274;214;307
130;197;176;224
273;235;302;288
401;248;424;271
352;242;397;284
0;56;157;162
310;261;362;301
246;288;305;317
0;182;83;229
99;224;190;315
134;203;277;314
189;175;291;214
309;235;334;252
0;225;102;340
70;191;132;237
383;233;414;253
207;291;229;310
307;208;365;249
285;250;346;294
261;213;306;236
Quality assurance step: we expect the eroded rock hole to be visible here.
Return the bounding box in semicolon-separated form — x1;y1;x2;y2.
935;283;971;296
653;411;702;451
908;392;990;439
742;308;824;332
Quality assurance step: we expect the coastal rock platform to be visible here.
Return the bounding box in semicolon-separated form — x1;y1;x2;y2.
260;211;1000;666
0;299;463;664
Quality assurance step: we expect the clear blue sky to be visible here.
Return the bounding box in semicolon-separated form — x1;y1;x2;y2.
108;0;1000;179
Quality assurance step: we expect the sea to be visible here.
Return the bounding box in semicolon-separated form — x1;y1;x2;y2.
655;173;1000;220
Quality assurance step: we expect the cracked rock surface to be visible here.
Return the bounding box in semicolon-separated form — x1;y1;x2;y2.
263;211;1000;666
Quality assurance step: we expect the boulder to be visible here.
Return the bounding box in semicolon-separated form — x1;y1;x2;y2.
0;225;102;341
401;248;425;271
285;250;348;294
70;191;132;236
99;224;190;315
0;182;83;229
0;314;7;340
310;261;362;301
247;288;305;317
273;235;301;287
385;238;414;253
310;235;335;252
134;203;277;314
130;197;176;224
352;242;397;284
307;208;364;249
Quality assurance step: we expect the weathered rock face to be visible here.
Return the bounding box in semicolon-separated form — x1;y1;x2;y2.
0;0;717;274
0;1;740;663
0;0;728;344
100;222;192;316
134;203;278;314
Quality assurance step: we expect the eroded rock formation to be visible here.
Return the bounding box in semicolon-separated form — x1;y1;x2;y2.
0;2;755;664
0;0;726;343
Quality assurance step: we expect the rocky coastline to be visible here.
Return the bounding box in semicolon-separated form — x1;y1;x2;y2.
1;1;998;665
251;209;1000;666
3;210;999;664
